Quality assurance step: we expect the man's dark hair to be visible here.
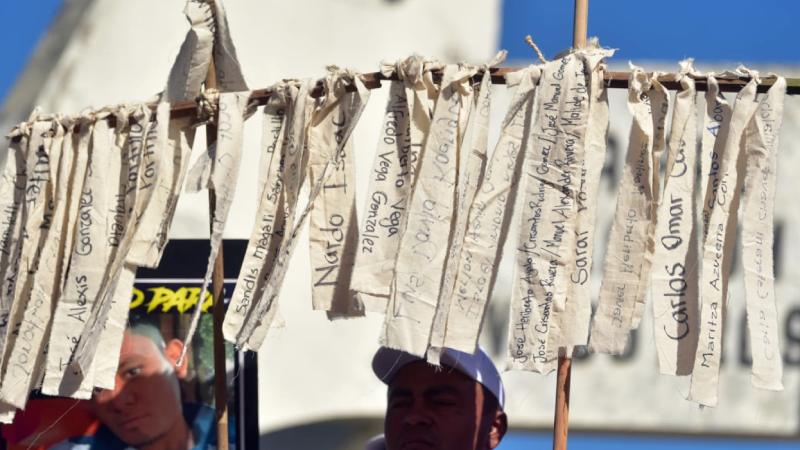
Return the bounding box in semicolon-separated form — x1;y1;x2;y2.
128;322;166;352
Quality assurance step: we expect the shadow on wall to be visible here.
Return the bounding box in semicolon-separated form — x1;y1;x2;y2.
260;417;383;450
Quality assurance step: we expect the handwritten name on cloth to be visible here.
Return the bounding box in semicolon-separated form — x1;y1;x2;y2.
5;120;73;403
42;119;117;399
179;91;251;365
61;106;152;382
351;55;439;313
0;129;29;395
428;51;507;364
233;74;369;351
689;71;759;407
0;126;28;422
589;66;669;355
223;88;290;343
0;122;35;422
685;74;731;399
444;65;540;357
741;76;785;391
382;64;477;357
33;119;90;400
0;120;63;409
549;46;614;354
507;49;600;373
650;61;700;376
307;68;372;318
228;79;316;350
83;106;149;389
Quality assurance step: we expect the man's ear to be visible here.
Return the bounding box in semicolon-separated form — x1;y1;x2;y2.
487;409;508;449
164;339;189;379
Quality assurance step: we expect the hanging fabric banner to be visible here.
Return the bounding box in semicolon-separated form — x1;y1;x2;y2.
125;99;195;270
698;78;731;239
0;120;53;376
0;120;53;409
427;52;507;363
427;65;493;363
237;74;369;350
383;64;476;357
690;74;733;402
0;128;29;368
631;72;670;330
60;107;152;381
236;76;369;350
590;66;669;355
179;91;250;364
231;79;316;350
508;51;592;373
39;120;91;396
163;0;215;103
550;45;614;352
223;88;289;342
351;56;438;313
442;64;540;355
650;61;700;376
307;69;371;317
741;76;786;391
86;107;143;388
82;106;149;388
0;120;68;409
127;0;214;267
0;123;32;423
689;71;759;407
129;0;247;269
42;119;119;398
210;0;249;93
92;266;138;389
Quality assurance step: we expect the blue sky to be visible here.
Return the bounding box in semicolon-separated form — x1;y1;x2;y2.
500;0;800;63
0;0;62;104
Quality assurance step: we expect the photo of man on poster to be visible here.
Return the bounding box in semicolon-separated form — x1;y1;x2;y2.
52;323;230;450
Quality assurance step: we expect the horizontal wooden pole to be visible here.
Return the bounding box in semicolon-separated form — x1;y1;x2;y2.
8;67;800;137
166;68;800;120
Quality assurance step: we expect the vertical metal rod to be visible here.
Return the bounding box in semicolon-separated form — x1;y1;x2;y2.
553;1;589;449
205;57;230;450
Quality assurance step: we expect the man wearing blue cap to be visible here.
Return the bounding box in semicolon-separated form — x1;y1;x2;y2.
370;346;508;450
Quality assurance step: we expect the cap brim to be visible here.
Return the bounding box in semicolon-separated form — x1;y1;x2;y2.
371;346;505;409
371;347;424;384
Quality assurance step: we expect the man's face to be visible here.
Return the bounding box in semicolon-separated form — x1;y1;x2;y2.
384;361;500;450
91;331;184;447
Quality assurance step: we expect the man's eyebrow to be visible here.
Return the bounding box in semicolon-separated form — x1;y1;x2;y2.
388;387;413;398
424;385;462;397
